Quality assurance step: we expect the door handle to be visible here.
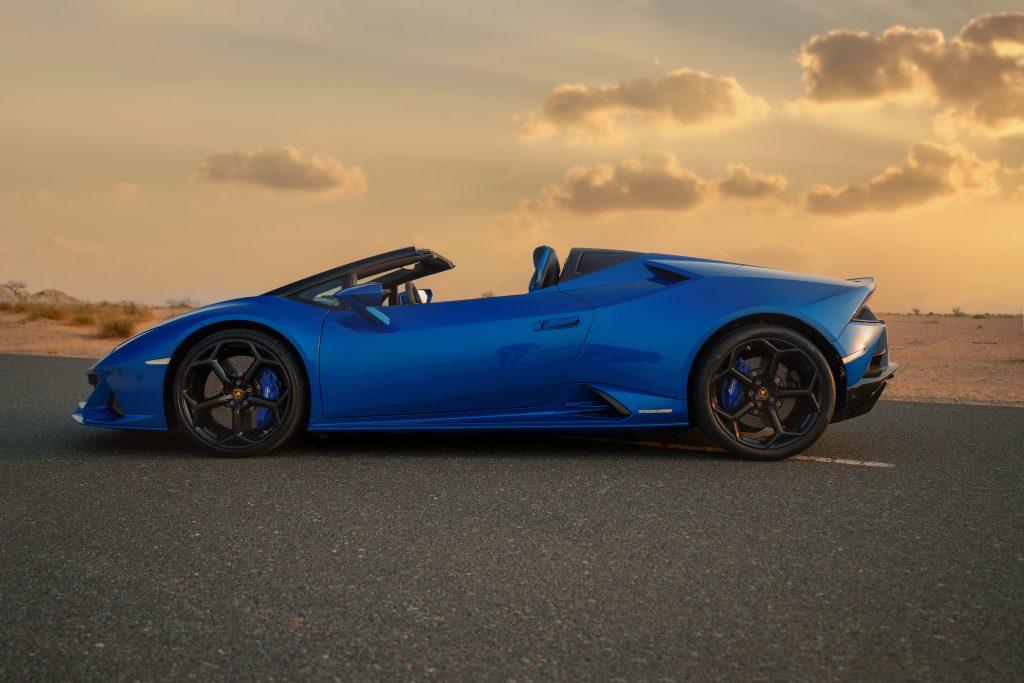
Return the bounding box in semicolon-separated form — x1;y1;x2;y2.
533;316;580;331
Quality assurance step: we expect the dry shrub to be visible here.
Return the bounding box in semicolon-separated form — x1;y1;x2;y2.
69;303;97;326
96;316;136;339
0;302;13;312
119;301;151;319
6;296;152;338
19;302;69;322
71;312;96;326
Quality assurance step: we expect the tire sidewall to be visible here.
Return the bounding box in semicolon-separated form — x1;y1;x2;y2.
693;324;836;460
172;329;307;457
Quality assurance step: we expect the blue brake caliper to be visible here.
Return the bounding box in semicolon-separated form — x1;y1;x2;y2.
256;366;281;429
720;357;750;413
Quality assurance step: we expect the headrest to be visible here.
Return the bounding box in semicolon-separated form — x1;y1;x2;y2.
530;246;560;291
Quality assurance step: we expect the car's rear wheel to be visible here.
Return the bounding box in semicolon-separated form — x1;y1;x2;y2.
172;329;306;456
693;325;835;460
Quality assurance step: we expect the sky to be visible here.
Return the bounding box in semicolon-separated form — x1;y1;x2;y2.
1;0;1022;312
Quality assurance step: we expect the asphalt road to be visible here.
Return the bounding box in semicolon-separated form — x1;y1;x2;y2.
1;354;1022;681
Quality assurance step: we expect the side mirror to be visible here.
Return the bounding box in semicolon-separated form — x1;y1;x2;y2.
420;288;433;303
334;283;390;325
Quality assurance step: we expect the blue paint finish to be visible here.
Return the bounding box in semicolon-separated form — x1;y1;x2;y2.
77;296;328;430
319;290;593;417
74;247;894;438
562;261;873;415
835;320;888;387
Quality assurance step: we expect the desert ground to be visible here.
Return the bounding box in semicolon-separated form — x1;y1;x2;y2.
0;303;1021;406
881;313;1024;406
0;307;184;359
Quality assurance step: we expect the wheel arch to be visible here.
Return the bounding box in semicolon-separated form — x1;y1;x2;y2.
162;320;311;429
685;313;847;421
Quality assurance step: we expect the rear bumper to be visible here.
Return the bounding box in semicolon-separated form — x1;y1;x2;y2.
834;362;897;422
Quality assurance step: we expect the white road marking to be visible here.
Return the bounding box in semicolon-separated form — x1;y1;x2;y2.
791;455;895;468
571;436;896;468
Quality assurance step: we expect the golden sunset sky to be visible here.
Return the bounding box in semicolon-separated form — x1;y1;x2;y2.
2;1;1023;312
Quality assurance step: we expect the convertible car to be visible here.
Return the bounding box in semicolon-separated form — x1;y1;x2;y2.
74;246;895;459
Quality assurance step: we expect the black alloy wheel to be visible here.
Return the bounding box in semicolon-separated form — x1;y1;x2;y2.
693;325;835;460
172;329;306;456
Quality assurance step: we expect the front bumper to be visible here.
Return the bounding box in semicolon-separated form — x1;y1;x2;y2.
73;362;170;431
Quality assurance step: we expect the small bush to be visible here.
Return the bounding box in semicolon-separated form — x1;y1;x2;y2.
68;303;97;326
0;302;13;312
119;301;151;319
71;312;96;326
952;307;966;317
96;316;136;339
21;302;69;322
911;308;921;315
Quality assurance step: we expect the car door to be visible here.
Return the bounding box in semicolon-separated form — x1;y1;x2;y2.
319;290;593;417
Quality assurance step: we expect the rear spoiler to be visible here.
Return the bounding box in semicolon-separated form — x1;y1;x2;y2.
847;276;877;296
847;277;879;322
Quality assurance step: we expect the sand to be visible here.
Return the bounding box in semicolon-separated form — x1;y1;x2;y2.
0;309;182;359
1;310;1021;407
881;314;1024;407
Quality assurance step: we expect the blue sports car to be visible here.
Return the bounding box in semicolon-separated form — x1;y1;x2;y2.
75;246;895;459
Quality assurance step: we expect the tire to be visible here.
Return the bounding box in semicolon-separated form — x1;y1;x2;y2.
692;324;836;460
172;329;307;456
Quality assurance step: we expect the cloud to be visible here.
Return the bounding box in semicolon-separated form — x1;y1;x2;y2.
959;12;1024;47
804;142;1000;215
716;163;788;199
196;146;367;194
796;12;1024;133
44;235;103;257
521;68;768;142
521;152;788;215
528;152;709;213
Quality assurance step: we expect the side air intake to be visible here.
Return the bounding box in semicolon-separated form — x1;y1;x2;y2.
563;386;630;419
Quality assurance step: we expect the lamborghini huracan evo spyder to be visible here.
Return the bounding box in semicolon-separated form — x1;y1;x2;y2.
74;246;895;459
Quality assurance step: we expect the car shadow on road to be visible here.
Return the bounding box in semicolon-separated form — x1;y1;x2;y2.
295;428;733;462
71;428;729;462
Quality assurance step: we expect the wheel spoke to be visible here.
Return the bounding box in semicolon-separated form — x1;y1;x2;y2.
713;366;752;385
808;392;821;412
235;341;260;384
764;355;779;383
242;359;261;386
250;395;283;422
195;395;229;413
767;405;784;435
713;400;752;422
209;359;232;388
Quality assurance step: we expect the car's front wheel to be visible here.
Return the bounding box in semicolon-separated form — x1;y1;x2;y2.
692;324;835;460
172;329;306;456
